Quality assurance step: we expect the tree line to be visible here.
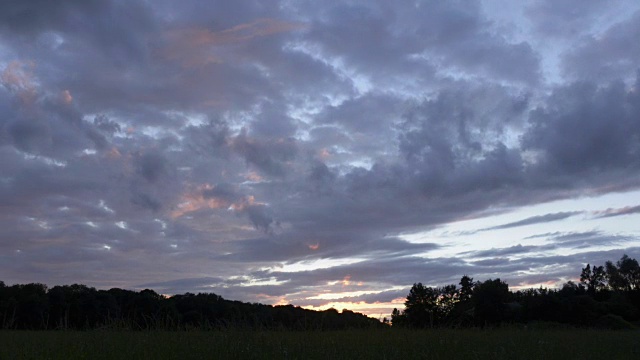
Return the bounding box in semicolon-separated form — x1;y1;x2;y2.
2;254;638;331
391;254;640;329
0;283;381;330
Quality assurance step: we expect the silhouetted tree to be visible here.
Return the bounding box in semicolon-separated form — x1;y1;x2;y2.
390;308;406;327
458;275;474;303
580;264;606;294
404;283;459;328
606;255;640;292
473;279;509;326
404;283;438;328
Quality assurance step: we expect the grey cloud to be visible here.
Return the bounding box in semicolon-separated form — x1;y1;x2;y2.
184;119;231;158
304;0;540;84
136;152;167;183
231;131;297;177
524;231;563;240
526;0;611;38
562;10;640;81
523;77;640;177
243;204;275;233
93;114;121;135
248;102;297;139
138;277;225;294
218;230;439;265
594;205;640;218
130;192;162;212
464;232;636;262
202;183;243;204
471;258;512;267
549;231;634;249
482;211;582;231
333;289;408;304
0;1;105;35
0;0;156;66
464;244;539;258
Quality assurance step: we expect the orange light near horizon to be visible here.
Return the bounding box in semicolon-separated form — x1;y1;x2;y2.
308;243;320;250
254;293;289;306
510;280;562;291
342;275;351;286
301;299;405;318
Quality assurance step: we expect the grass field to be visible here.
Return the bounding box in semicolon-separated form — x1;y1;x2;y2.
1;328;639;359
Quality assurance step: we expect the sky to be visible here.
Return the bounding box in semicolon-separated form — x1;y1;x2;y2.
1;0;640;318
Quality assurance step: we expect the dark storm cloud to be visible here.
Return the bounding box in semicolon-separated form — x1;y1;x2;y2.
482;212;582;231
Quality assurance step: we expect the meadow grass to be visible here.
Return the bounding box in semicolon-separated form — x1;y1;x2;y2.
1;328;639;359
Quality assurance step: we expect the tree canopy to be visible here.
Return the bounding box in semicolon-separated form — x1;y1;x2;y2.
392;254;640;329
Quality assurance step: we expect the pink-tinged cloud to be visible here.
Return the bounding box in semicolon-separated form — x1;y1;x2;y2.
171;184;264;219
244;171;264;182
1;60;38;105
318;148;331;160
60;90;73;104
164;18;305;68
171;183;229;218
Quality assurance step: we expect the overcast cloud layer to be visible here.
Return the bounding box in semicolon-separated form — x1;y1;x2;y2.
1;0;640;316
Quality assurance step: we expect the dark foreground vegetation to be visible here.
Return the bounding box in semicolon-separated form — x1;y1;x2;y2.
1;254;640;331
392;254;640;329
0;282;379;331
1;328;639;359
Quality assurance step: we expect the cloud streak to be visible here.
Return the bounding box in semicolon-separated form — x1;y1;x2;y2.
481;212;583;231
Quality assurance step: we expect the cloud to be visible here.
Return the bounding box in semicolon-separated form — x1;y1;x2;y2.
561;10;640;81
523;76;640;178
594;205;640;218
482;212;582;231
525;0;612;38
230;131;298;177
1;61;38;105
164;18;304;68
